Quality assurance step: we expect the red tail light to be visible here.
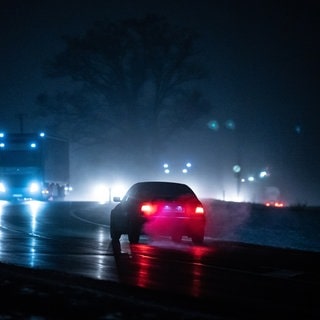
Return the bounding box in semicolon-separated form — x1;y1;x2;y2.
140;202;156;217
195;206;205;215
275;201;284;207
265;201;284;207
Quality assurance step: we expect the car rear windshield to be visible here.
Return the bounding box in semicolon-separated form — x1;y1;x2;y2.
132;183;196;200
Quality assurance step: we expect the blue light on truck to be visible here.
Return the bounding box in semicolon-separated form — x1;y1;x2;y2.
0;132;69;201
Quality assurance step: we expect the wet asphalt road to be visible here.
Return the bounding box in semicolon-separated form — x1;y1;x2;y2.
0;200;319;319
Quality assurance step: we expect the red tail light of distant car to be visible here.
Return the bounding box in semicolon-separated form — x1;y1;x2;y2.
265;201;285;207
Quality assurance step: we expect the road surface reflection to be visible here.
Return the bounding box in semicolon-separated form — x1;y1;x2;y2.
111;239;214;297
0;199;318;319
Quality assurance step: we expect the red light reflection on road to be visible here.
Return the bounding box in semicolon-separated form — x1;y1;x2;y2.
122;241;215;297
189;245;212;297
130;244;154;289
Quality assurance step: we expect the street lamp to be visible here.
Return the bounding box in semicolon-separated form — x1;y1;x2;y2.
233;164;241;200
163;163;170;174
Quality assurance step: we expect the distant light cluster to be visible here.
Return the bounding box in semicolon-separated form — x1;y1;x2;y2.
207;119;236;131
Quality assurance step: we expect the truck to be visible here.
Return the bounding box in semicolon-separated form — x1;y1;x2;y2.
0;132;71;201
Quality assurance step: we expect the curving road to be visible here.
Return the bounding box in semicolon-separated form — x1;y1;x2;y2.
0;200;319;318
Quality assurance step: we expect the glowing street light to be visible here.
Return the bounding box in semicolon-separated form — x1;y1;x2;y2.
163;163;170;174
162;161;192;175
259;171;267;178
233;164;241;200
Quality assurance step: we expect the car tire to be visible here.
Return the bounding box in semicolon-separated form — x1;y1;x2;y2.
127;219;142;244
110;225;121;241
110;213;121;241
172;233;182;243
192;235;204;245
128;231;140;244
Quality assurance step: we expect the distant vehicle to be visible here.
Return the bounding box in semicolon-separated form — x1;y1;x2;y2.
0;132;71;201
110;181;206;244
265;201;285;208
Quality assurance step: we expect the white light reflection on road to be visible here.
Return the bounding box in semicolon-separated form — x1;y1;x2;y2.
95;228;107;279
26;201;44;235
0;201;5;227
0;202;4;259
26;201;45;267
29;237;36;267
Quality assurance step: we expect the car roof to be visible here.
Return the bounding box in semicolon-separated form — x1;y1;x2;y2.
131;181;191;189
127;181;197;197
133;181;187;186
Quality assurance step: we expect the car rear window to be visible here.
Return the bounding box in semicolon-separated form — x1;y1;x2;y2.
134;182;196;199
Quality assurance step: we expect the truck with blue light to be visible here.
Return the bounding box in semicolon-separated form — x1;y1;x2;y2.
0;132;71;201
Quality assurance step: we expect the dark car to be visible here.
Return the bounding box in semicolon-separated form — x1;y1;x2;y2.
110;181;206;244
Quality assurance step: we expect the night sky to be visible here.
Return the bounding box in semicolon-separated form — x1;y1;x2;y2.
0;0;319;205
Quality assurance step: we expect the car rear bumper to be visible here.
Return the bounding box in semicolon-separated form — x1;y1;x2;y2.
143;216;205;237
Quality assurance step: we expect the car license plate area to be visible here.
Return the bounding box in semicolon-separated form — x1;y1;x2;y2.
160;203;185;216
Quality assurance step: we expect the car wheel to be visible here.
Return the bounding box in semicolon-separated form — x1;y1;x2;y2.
128;231;140;244
172;233;182;243
110;214;121;241
110;224;122;241
192;234;204;245
127;220;142;244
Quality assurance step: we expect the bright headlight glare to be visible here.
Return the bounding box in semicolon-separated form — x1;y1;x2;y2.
0;182;6;193
29;182;40;193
